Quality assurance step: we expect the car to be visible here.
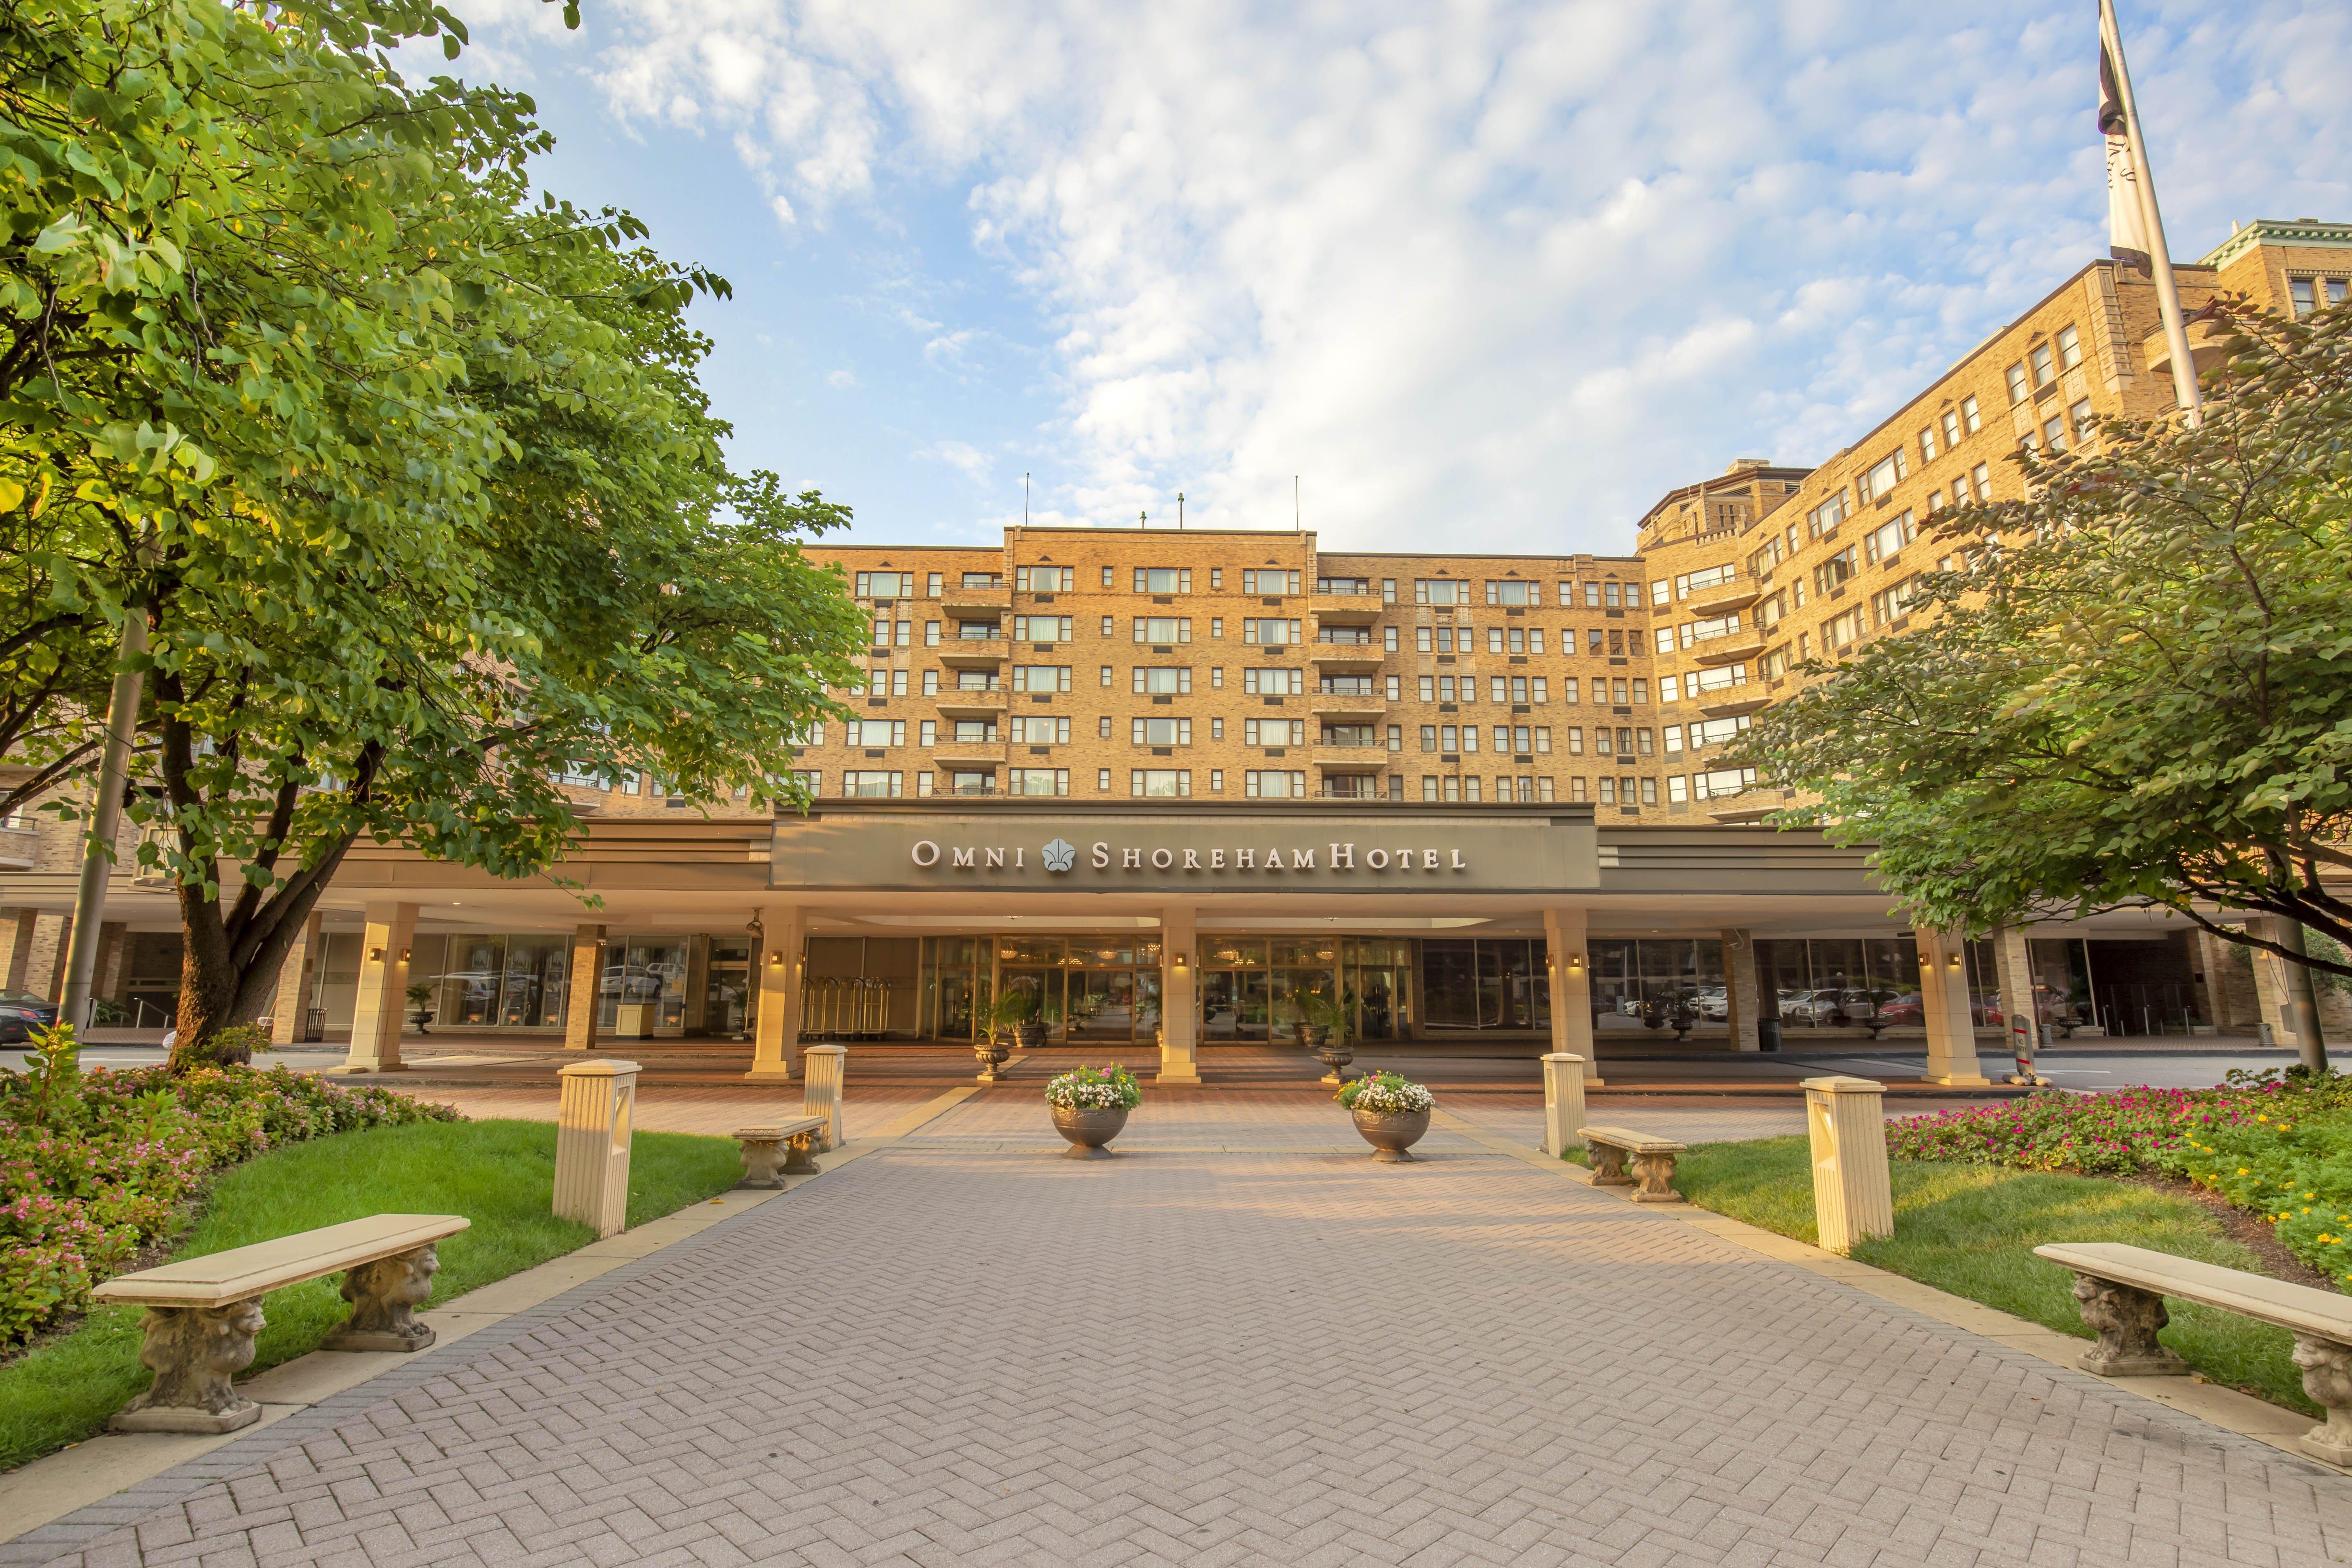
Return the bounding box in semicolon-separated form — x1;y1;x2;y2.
0;990;60;1043
1694;986;1731;1021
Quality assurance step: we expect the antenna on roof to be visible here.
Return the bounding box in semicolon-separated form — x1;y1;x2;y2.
1139;509;1148;528
1178;491;1185;529
1023;472;1029;528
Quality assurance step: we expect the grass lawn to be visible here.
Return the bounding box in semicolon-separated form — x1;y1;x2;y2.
1666;1136;2315;1415
0;1119;740;1471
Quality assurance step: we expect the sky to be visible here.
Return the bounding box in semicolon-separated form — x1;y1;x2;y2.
438;0;2352;555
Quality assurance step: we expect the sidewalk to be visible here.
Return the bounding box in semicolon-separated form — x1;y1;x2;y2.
11;1093;2347;1566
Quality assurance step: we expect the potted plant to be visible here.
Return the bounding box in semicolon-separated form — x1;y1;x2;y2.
1293;988;1354;1083
977;990;1031;1081
1339;1071;1433;1162
1045;1063;1140;1158
404;982;436;1035
1028;998;1061;1049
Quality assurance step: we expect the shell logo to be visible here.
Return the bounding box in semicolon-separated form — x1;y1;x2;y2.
1041;837;1078;873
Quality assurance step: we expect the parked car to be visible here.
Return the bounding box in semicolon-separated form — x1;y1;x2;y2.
1781;989;1851;1025
0;990;60;1043
1694;986;1731;1021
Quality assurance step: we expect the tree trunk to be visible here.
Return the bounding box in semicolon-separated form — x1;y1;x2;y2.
169;835;359;1073
2275;918;2332;1074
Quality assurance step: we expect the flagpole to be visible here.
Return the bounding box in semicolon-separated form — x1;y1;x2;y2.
2098;0;2201;426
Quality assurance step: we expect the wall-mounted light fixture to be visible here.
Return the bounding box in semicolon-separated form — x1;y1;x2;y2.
1172;950;1190;970
767;949;785;967
1567;952;1586;976
368;946;385;962
1948;950;1964;972
399;947;411;964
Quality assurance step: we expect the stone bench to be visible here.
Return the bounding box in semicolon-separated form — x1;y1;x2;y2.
1581;1124;1686;1203
92;1212;469;1435
2036;1241;2352;1466
732;1115;828;1188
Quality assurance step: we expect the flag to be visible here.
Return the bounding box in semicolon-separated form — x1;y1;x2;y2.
2099;18;2152;273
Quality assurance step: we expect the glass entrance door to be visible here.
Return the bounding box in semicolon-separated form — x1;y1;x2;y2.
1067;971;1136;1042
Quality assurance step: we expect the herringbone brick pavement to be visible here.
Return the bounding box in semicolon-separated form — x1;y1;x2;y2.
25;1099;2352;1566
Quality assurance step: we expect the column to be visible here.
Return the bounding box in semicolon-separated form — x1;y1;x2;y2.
269;911;323;1045
1722;928;1760;1052
1915;928;1988;1086
1158;905;1200;1085
1544;907;1602;1086
562;924;608;1053
95;922;129;1015
2246;917;2292;1047
1990;925;2036;1065
0;908;35;992
25;913;70;1002
745;905;804;1083
338;902;417;1073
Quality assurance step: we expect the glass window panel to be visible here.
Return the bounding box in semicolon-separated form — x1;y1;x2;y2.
1068;941;1137;968
1269;938;1341;968
437;934;506;1027
1203;938;1264;968
995;936;1067;966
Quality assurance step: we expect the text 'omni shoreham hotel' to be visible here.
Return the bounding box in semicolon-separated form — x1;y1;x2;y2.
6;222;2350;1081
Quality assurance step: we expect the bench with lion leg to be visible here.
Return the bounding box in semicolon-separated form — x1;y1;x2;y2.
2036;1241;2352;1466
1580;1125;1687;1203
731;1115;828;1188
91;1214;469;1435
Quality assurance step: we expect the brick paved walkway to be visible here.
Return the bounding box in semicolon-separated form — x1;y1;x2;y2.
25;1097;2352;1566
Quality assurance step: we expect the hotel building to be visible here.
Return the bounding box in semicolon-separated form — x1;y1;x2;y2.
5;221;2348;1074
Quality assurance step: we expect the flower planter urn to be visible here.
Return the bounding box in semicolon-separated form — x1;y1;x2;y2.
406;1009;433;1036
1051;1103;1129;1159
975;1035;1013;1083
1016;1020;1049;1050
1352;1107;1430;1162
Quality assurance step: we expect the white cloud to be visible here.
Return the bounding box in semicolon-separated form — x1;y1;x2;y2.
920;439;996;487
541;0;2352;550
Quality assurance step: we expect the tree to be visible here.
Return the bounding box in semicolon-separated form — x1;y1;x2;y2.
2;0;867;1055
1732;299;2352;1025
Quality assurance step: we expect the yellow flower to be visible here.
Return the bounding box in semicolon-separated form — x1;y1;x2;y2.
2239;1168;2250;1175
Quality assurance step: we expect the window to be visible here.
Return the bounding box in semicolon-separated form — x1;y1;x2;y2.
1533;677;1549;702
1416;626;1433;653
1925;490;1944;516
1016;566;1071;592
2056;324;2081;370
1211;667;1225;689
1694;766;1758;800
1664;724;1684;753
1013;616;1072;643
1386;675;1400;699
1132;716;1192;746
845;720;903;747
1319;624;1376;646
919;718;937;747
1012;666;1072;693
1597;776;1616;805
841;770;903;797
1485;580;1535;606
1242;569;1301;596
1510;675;1527;702
1210;769;1223;792
1855;451;1903;504
1134;617;1193;644
1673;564;1737;601
1961;395;1982;433
1244;718;1306;747
854;571;914;599
1824;606;1866;650
1133;567;1192;593
1211;568;1224;590
948;719;998;745
1210;618;1223;638
1422;776;1439;801
1210;718;1223;740
2043;413;2068;452
1384;625;1399;652
1101;616;1115;636
1006;768;1068;796
1317;576;1373;595
2070;398;2095;444
1099;716;1112;738
1131;769;1192;797
1863;511;1914;565
2030;342;2055;386
1242;668;1303;695
1941;409;1963;449
923;621;940;647
1101;566;1115;587
1806;492;1847;538
1971;463;1991;502
961;572;1002;589
1418;675;1435;701
1097;768;1111;791
1133;667;1192;694
1245;770;1305;798
956;618;1001;641
1415;578;1467;605
2006;362;2030;403
1809;548;1856;595
1870;578;1916;628
1005;715;1066;745
1387;724;1403;751
1918;425;1937;464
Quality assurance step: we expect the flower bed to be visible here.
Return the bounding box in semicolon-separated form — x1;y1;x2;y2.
1887;1069;2352;1286
1044;1064;1140;1111
0;1031;455;1349
1338;1072;1432;1114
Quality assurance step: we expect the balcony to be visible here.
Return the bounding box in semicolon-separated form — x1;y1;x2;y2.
1685;583;1761;618
1309;697;1388;722
936;642;1007;670
1698;695;1768;720
1311;595;1384;625
2141;317;2234;381
0;817;34;873
941;588;1010;616
929;743;1004;767
1309;648;1384;673
1689;633;1765;668
933;692;1007;720
1312;745;1390;773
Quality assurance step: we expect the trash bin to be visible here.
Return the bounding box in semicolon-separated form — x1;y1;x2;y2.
1757;1018;1782;1053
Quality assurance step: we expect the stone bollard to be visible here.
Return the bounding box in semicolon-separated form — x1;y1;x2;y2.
1541;1053;1588;1156
802;1043;847;1152
1803;1075;1893;1254
555;1058;639;1238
